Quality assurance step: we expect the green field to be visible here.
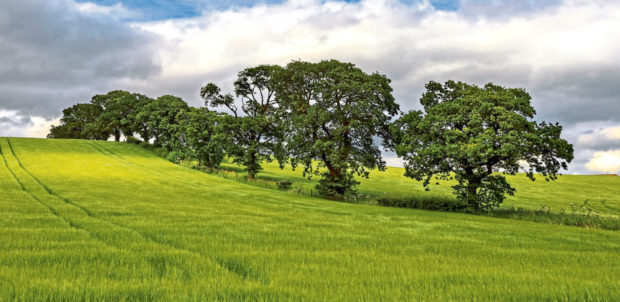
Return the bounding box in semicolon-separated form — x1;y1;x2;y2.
1;137;619;300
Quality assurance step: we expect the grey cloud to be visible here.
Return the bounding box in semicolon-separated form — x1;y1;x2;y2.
0;115;30;126
457;0;564;19
0;0;161;118
558;121;620;173
302;11;360;31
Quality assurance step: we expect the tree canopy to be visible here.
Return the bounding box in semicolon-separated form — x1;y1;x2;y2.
275;60;400;199
134;95;189;150
48;103;108;140
91;90;152;141
179;107;229;168
201;64;285;179
391;80;574;209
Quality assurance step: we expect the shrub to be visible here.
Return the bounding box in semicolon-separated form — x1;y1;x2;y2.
276;180;292;191
166;151;183;163
377;196;467;212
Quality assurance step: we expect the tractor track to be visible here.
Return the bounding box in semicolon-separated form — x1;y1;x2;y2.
4;138;261;283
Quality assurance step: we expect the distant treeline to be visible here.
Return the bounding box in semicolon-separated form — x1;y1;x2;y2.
49;59;573;209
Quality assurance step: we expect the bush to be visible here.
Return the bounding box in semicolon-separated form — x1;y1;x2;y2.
377;196;467;212
125;136;142;144
276;180;292;190
152;147;168;158
166;151;183;163
316;172;359;201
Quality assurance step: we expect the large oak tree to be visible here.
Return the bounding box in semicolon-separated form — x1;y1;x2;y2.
275;60;400;200
392;81;574;209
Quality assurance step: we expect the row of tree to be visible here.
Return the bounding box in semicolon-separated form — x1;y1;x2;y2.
48;59;574;209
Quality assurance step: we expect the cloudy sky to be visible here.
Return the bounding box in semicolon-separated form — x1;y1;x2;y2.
1;0;619;174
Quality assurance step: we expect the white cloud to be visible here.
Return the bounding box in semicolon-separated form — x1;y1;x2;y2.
576;124;620;149
135;0;620;118
0;109;58;138
605;126;620;140
73;1;136;19
586;150;620;174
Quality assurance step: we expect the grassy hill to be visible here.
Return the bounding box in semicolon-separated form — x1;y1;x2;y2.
0;137;618;300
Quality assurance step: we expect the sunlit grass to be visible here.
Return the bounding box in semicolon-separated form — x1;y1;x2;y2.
0;137;618;300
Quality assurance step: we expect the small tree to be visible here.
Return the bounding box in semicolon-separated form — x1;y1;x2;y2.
200;65;285;180
181;107;229;169
275;60;399;200
392;81;574;209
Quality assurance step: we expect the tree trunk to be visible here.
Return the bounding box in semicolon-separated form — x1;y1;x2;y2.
114;129;121;142
325;161;345;196
247;152;257;181
466;178;481;209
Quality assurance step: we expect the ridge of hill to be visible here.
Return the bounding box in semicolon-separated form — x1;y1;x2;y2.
0;137;618;300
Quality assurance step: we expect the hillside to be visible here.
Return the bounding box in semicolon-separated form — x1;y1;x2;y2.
0;137;618;300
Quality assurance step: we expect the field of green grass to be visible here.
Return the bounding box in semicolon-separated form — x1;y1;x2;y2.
219;159;620;217
1;137;619;300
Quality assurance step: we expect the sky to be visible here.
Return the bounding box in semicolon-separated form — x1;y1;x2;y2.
1;0;619;174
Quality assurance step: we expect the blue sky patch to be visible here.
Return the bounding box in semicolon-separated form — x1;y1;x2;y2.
76;0;460;21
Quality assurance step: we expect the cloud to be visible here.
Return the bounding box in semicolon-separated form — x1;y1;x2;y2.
135;0;620;123
0;109;59;138
0;0;161;117
563;122;620;174
586;150;620;174
456;0;563;18
73;1;138;20
577;126;620;149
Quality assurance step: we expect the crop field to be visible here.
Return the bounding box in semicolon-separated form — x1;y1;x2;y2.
0;137;619;300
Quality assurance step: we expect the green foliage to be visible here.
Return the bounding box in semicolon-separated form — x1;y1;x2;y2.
392;81;574;209
134;95;190;150
275;60;399;200
165;150;184;163
377;196;467;212
1;137;618;300
276;180;292;190
180;107;228;168
91;90;153;141
48;90;154;141
201;65;285;179
47;103;109;140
